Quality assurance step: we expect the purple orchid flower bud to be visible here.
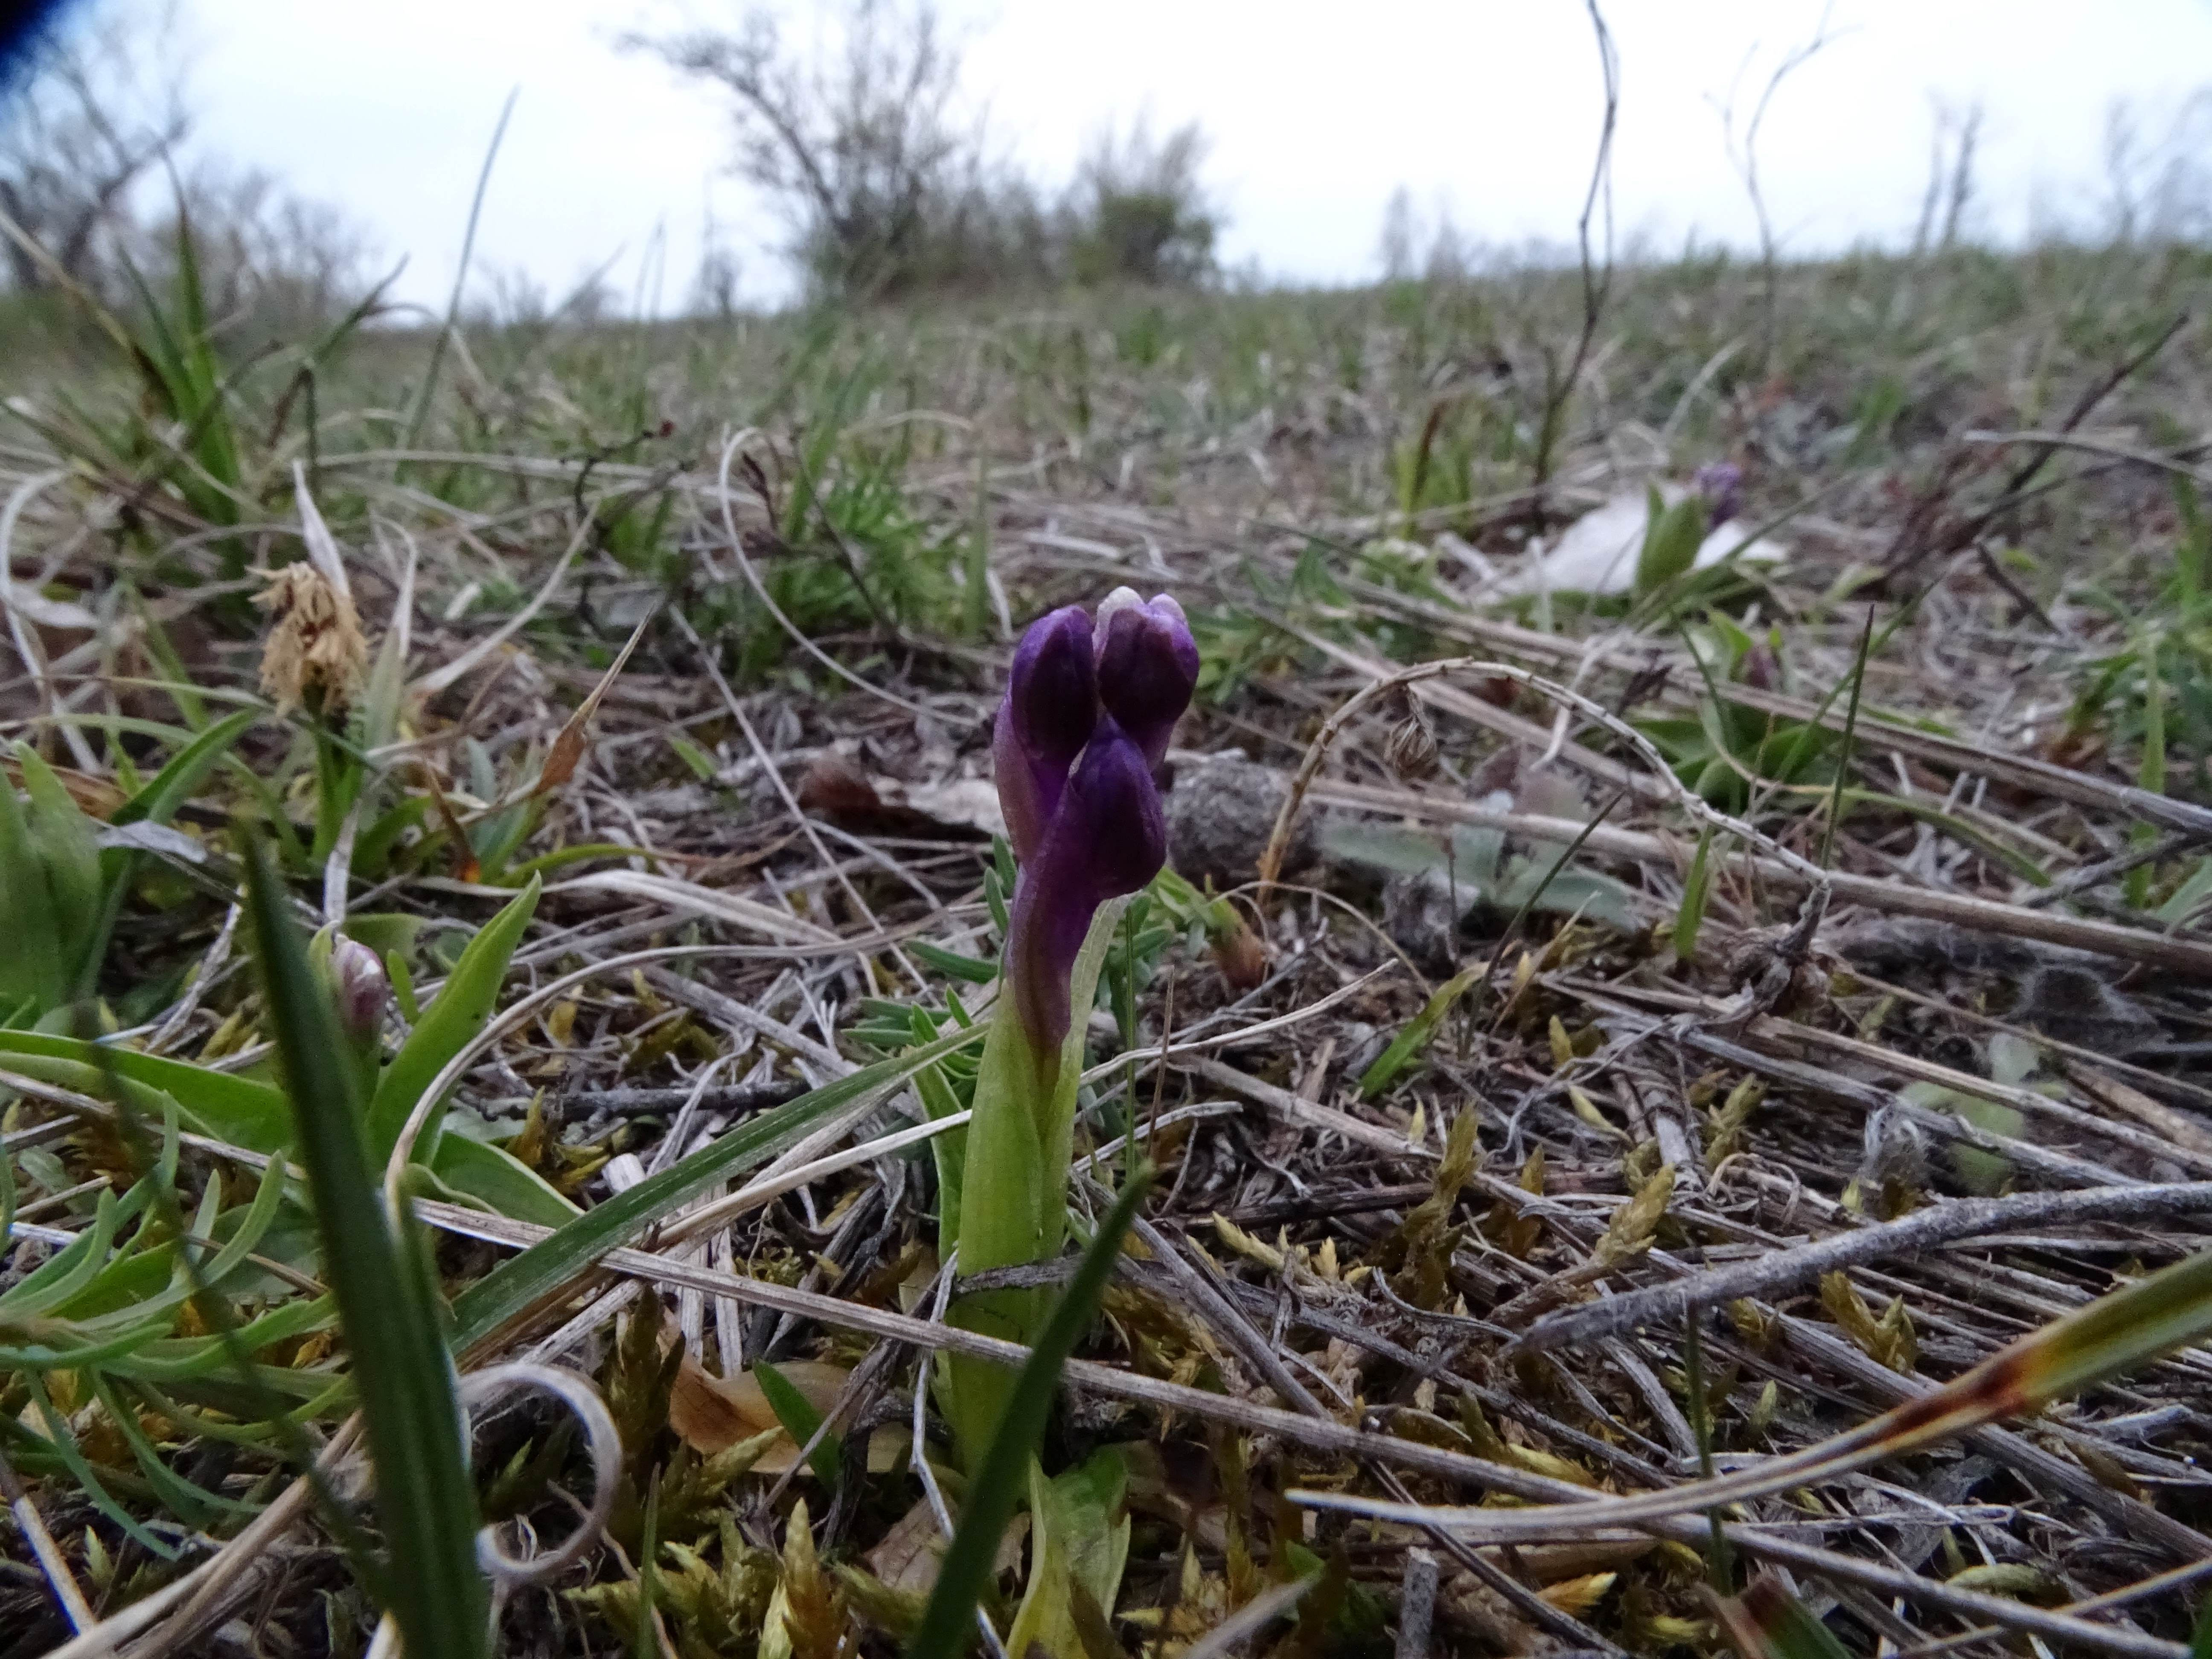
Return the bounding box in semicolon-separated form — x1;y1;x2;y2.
1093;588;1200;769
1005;718;1166;1057
952;588;1199;1470
1692;461;1743;529
989;588;1197;1059
330;935;390;1045
992;605;1097;862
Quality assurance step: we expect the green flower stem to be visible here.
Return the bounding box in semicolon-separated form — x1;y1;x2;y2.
943;897;1129;1469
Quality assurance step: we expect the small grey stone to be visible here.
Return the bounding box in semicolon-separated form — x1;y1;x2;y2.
2011;964;2164;1055
1384;870;1462;975
631;783;711;817
1337;1019;1385;1080
1164;754;1316;888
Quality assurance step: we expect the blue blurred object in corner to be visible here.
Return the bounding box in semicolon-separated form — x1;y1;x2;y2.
0;0;67;87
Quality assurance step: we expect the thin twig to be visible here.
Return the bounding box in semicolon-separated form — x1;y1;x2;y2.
0;1442;93;1633
1516;1182;2212;1353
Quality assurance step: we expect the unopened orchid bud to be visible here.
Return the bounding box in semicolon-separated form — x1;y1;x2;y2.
956;585;1200;1472
1692;461;1743;529
1741;640;1780;690
1093;589;1199;768
993;605;1097;862
1005;719;1167;1057
331;935;390;1045
991;588;1197;1058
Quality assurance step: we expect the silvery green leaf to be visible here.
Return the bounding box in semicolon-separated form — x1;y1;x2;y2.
1496;863;1635;931
1322;821;1504;885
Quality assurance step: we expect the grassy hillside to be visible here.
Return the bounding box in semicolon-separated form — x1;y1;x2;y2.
5;238;2212;1656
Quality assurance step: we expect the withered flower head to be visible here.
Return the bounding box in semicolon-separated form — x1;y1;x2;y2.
1384;689;1440;781
256;562;367;715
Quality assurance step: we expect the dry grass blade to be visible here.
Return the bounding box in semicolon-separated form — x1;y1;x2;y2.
1297;1243;2212;1541
534;605;657;797
1176;1578;1314;1659
1713;1576;1854;1659
1519;1182;2212;1351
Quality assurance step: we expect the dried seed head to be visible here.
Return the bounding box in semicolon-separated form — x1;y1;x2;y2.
1856;1103;1927;1193
256;562;367;715
1211;920;1269;990
1384;692;1439;781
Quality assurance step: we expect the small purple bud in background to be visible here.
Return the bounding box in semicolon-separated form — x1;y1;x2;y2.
1692;461;1743;529
330;935;390;1045
992;605;1097;862
1093;588;1200;769
1741;640;1780;690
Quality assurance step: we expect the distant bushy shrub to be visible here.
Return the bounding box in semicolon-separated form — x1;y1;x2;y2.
632;2;1218;303
1066;119;1217;287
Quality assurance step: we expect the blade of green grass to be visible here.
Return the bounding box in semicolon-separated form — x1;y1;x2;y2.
1683;1310;1732;1593
1817;606;1876;870
907;1169;1151;1659
635;1471;663;1659
963;448;992;638
450;1017;987;1354
1714;1575;1854;1659
1675;824;1716;961
2130;639;2168;908
0;750;67;1014
1358;965;1479;1099
401;87;518;474
753;1359;843;1490
111;707;260;827
364;876;540;1162
243;834;489;1659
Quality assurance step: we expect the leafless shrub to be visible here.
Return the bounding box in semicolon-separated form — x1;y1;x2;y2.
631;1;1214;301
629;0;1033;297
1911;98;1982;257
1531;0;1620;501
133;163;378;340
691;201;743;318
1378;186;1418;282
2102;90;2212;246
468;259;626;332
1373;188;1476;285
0;0;375;342
1710;2;1845;371
1425;210;1474;285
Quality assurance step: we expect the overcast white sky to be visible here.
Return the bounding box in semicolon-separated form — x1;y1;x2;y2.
131;0;2212;312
